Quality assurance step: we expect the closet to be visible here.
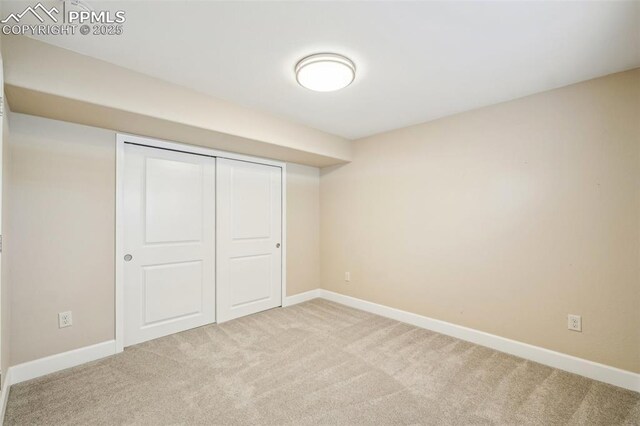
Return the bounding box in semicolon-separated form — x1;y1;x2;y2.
119;136;283;347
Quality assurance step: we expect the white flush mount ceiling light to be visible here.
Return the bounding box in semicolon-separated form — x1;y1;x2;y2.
295;53;356;92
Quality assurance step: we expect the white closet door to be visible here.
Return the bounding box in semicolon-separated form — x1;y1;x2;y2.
123;144;216;346
216;158;282;323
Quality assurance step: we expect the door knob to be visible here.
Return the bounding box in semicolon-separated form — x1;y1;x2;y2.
276;243;280;248
124;254;133;262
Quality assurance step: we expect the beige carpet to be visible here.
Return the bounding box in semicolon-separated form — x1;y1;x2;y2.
5;299;640;425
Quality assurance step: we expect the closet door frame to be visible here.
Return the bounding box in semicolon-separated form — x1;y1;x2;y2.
115;133;287;353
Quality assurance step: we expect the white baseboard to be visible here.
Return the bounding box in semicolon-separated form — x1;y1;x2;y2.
283;289;321;307
0;367;12;424
317;289;640;393
10;340;116;385
0;289;636;424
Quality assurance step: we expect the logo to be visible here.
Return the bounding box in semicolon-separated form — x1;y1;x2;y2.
1;3;59;24
2;1;125;36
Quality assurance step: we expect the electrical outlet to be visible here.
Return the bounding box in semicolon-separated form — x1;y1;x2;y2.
345;272;351;282
568;314;581;332
59;311;73;328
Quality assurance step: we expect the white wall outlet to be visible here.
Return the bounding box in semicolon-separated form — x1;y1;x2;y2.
568;314;581;332
345;272;351;282
59;311;73;328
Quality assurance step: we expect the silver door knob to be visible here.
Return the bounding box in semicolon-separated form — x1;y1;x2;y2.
276;243;280;248
124;254;133;262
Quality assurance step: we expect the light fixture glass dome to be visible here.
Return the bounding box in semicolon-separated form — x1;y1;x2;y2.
295;53;356;92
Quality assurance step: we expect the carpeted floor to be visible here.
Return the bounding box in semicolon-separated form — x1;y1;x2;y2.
5;299;640;425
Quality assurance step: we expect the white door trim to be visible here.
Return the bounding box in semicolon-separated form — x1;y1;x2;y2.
115;133;287;352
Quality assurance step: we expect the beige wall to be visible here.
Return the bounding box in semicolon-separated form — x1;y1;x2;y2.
7;113;321;365
1;38;9;377
286;164;320;295
8;114;115;364
2;98;10;375
6;69;638;372
320;69;640;373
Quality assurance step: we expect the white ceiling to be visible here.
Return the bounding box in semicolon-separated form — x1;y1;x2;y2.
4;1;640;139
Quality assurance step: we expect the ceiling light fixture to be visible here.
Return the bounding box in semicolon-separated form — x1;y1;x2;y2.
295;53;356;92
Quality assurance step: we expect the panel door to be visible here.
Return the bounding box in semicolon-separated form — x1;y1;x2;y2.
216;158;282;323
123;143;216;346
